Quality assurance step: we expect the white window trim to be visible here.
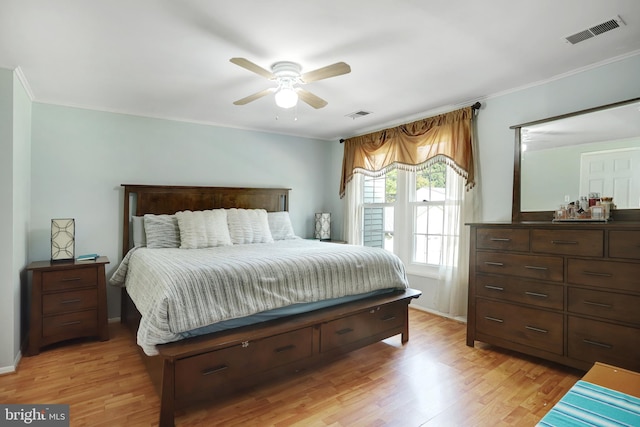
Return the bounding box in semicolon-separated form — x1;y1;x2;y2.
361;169;448;279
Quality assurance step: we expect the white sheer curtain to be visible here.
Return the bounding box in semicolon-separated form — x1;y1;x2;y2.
342;173;363;245
436;165;477;318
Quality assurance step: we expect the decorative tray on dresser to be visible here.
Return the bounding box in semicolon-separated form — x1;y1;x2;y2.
466;222;640;372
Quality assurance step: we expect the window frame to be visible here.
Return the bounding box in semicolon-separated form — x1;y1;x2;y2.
361;168;447;278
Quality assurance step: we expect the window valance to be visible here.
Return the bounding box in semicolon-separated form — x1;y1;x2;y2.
340;106;476;197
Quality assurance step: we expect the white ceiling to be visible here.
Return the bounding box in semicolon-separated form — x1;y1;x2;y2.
1;0;639;141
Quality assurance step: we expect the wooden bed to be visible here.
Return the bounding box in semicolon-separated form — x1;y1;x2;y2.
119;184;421;427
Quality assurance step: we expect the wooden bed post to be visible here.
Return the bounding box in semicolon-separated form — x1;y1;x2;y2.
159;358;176;427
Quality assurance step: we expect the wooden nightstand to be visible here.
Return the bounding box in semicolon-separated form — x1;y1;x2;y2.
26;256;110;355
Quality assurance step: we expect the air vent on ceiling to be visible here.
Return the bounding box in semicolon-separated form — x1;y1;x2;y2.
565;16;625;45
346;110;372;120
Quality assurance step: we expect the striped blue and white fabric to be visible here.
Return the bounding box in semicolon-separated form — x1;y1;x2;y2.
537;380;640;427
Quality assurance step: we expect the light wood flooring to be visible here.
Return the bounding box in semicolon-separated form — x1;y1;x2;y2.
0;309;584;426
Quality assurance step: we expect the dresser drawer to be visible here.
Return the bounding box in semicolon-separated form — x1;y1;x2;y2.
609;230;640;260
567;259;640;293
568;317;640;372
476;252;563;282
43;289;97;315
476;228;529;251
475;275;563;310
475;299;563;355
568;288;640;325
175;327;313;398
321;304;404;352
42;267;97;292
531;229;603;257
42;310;98;339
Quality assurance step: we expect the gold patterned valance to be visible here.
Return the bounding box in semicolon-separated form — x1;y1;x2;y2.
340;106;475;197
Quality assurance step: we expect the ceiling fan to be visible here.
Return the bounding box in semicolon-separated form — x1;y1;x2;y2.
230;57;351;109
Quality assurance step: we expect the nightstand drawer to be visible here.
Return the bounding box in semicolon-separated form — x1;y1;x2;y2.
43;310;97;339
43;289;97;315
42;267;97;292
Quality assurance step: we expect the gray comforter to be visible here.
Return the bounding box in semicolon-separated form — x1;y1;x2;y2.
110;239;408;355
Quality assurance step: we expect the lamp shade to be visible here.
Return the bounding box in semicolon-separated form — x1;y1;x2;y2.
51;218;75;262
274;86;298;109
314;212;331;240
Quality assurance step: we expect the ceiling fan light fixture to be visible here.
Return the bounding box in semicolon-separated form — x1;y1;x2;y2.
274;86;298;109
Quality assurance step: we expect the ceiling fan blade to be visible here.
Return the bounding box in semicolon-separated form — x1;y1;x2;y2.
233;88;276;105
300;62;351;83
230;57;274;80
295;88;328;109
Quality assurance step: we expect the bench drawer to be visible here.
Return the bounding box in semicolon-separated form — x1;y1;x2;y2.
321;304;404;352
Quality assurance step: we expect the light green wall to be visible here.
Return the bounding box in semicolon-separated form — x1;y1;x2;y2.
29;104;334;319
0;68;32;373
0;68;14;372
472;54;640;221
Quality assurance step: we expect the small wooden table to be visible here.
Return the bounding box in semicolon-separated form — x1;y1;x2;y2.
582;361;640;398
26;256;110;355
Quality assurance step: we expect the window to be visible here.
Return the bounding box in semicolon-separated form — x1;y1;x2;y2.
362;162;460;274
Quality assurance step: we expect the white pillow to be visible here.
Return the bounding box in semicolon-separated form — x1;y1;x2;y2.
226;208;274;244
175;209;232;249
132;216;146;247
267;211;298;240
144;214;180;248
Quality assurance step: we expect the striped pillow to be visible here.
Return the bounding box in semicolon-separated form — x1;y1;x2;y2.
175;209;232;249
227;209;274;244
143;214;180;248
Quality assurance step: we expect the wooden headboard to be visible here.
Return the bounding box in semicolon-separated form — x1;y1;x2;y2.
121;184;290;258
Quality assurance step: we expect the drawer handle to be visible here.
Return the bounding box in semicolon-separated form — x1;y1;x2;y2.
551;240;578;245
202;365;228;376
275;344;296;353
525;325;548;334
336;328;354;335
61;321;81;326
524;265;548;271
582;271;613;278
484;262;504;267
484;285;504;291
381;315;397;322
61;298;82;304
583;339;612;349
490;238;511;242
484;316;503;323
60;277;82;282
525;291;548;298
582;300;613;309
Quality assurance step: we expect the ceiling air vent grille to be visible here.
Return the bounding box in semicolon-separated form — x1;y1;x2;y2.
565;16;625;45
346;110;372;120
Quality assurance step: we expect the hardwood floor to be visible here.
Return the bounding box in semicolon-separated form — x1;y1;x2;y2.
0;309;584;426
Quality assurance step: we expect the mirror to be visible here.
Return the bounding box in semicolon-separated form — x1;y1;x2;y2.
511;97;640;222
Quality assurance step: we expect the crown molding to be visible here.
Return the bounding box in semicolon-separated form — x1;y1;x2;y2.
13;66;35;101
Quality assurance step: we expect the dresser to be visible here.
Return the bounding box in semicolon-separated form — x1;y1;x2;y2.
26;257;110;355
467;223;640;372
